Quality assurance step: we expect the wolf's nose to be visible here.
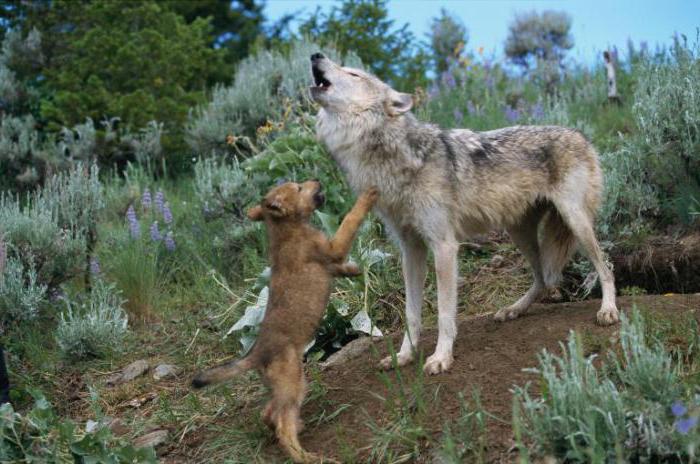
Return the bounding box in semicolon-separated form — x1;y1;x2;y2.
310;52;325;61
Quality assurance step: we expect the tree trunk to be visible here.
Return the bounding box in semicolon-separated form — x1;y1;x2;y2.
603;51;621;105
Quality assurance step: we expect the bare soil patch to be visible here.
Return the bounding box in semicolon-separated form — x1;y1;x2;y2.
290;294;700;463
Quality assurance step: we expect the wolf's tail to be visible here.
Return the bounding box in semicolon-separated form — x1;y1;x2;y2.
191;357;255;389
540;206;578;289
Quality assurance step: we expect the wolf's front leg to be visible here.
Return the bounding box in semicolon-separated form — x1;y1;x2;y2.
424;239;458;375
380;234;427;370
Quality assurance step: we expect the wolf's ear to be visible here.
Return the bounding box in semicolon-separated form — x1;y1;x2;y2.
385;90;413;116
247;205;264;221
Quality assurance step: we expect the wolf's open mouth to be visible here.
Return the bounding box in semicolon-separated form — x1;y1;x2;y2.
312;66;331;89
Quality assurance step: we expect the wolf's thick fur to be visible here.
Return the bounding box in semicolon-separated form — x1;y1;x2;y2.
310;53;618;375
192;181;378;463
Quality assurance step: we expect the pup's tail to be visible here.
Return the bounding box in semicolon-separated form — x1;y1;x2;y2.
191;357;254;389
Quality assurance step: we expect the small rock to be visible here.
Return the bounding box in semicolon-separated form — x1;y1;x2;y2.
104;417;129;436
85;417;128;436
490;254;505;268
153;364;180;380
320;337;376;370
201;316;217;331
106;360;149;386
134;429;169;449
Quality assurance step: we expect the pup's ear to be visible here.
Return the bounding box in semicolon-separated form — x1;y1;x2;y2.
264;196;287;217
384;90;413;116
247;205;264;221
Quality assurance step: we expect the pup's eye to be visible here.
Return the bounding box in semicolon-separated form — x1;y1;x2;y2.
348;72;360;78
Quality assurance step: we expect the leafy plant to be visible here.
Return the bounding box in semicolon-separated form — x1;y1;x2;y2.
0;390;156;463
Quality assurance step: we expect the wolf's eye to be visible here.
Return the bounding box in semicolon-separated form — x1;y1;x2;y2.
298;185;302;192
348;72;360;78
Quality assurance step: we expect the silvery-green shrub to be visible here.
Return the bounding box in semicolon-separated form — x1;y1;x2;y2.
186;38;362;156
514;309;685;461
0;255;47;324
56;280;128;360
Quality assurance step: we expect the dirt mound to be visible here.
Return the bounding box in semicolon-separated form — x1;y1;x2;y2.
287;294;700;463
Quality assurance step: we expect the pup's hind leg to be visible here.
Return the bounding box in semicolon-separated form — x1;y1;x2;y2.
495;206;546;321
265;350;319;463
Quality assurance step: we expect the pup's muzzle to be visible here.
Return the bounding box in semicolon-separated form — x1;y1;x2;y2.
312;180;325;207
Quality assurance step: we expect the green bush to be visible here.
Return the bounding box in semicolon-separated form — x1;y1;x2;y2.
55;280;128;360
601;34;700;232
0;164;104;324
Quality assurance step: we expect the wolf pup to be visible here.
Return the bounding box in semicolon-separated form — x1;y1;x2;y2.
310;52;618;376
192;180;378;463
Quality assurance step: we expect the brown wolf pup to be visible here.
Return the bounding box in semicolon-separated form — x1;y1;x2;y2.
192;180;378;463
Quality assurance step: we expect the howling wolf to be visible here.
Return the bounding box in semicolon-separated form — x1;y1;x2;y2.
309;52;618;375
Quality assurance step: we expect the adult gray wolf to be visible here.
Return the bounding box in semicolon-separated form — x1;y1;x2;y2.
309;52;618;375
192;180;378;463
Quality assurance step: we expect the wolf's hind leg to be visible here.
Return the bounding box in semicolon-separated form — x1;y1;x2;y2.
380;234;427;370
495;206;546;322
553;200;618;325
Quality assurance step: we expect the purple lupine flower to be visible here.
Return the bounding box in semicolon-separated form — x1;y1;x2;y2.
672;401;688;417
530;102;545;120
485;76;495;90
89;257;101;275
467;100;477;116
149;221;162;242
453;108;463;123
141;188;152;210
504;106;520;123
126;205;140;239
483;59;492;72
0;237;6;275
154;190;165;214
162;202;173;225
441;70;456;89
676;417;698;435
640;41;648;54
164;231;176;252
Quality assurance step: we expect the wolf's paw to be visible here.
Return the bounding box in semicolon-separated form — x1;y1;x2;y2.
423;352;453;375
596;305;620;326
493;305;524;322
378;351;414;370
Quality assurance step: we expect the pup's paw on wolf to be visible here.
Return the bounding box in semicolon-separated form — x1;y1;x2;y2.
423;352;453;375
360;186;380;205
